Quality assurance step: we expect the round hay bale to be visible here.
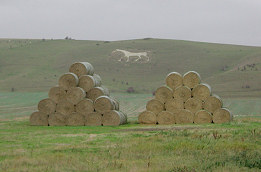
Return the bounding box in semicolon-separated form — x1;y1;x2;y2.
165;72;183;90
66;87;86;105
138;111;157;124
56;100;75;116
58;72;79;90
102;110;127;126
174;109;194;124
165;98;184;113
48;86;67;104
173;86;191;102
94;96;119;113
203;94;223;113
86;86;109;101
194;110;212;124
85;112;102;126
184;98;203;113
213;108;232;124
38;98;56;114
192;83;211;101
79;74;102;92
155;86;173;103
157;111;175;125
69;62;94;77
67;112;85;126
76;98;94;115
48;112;68;126
183;71;201;89
30;111;48;126
146;99;164;115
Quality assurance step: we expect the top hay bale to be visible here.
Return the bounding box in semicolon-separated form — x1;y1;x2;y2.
183;71;201;89
165;72;183;90
69;62;94;77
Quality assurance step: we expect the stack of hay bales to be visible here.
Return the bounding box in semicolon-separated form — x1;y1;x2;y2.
30;62;127;126
138;71;232;125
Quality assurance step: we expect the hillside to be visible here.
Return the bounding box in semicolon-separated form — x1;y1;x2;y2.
0;38;261;98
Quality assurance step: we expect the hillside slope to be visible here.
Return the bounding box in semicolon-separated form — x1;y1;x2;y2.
0;38;261;97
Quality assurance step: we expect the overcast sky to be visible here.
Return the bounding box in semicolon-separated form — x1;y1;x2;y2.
0;0;261;46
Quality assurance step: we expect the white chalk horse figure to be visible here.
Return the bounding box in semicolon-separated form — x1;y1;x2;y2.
112;49;149;62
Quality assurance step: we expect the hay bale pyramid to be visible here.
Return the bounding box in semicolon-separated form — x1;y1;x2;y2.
30;62;127;126
138;71;232;125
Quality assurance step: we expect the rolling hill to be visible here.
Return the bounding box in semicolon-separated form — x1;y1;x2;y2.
0;38;261;98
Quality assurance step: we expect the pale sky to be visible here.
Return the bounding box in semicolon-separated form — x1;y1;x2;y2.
0;0;261;46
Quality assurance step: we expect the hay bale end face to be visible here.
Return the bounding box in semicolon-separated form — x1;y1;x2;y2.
85;112;102;126
79;74;102;92
67;112;85;126
48;86;67;104
30;111;49;126
138;111;157;124
184;98;203;114
213;108;232;124
38;98;56;114
155;86;173;103
76;99;94;115
192;83;211;101
66;87;86;105
165;98;184;113
183;71;201;89
56;100;75;116
174;109;194;124
203;95;223;113
48;112;68;126
194;110;212;124
157;111;175;125
58;72;79;90
165;72;183;90
173;86;191;102
69;62;94;77
102;110;127;126
146;99;164;115
94;96;119;113
87;86;110;102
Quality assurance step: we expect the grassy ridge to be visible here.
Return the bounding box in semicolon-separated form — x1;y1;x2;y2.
0;38;261;97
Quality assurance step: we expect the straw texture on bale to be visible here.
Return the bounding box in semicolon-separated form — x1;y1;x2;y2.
56;100;75;116
79;74;102;92
138;111;157;124
102;110;127;126
76;99;94;115
184;98;203;113
183;71;201;89
38;98;56;114
165;72;183;90
165;98;184;113
203;95;223;113
85;112;102;126
48;86;67;104
94;96;119;113
69;62;94;77
157;111;175;125
173;86;191;102
58;72;79;90
194;110;212;124
146;99;165;115
174;109;194;124
30;111;49;126
86;86;109;101
192;83;211;101
48;112;68;126
67;112;85;126
213;108;232;124
66;87;86;105
155;86;173;103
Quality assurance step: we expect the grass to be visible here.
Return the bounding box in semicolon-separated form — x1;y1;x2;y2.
0;117;260;171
